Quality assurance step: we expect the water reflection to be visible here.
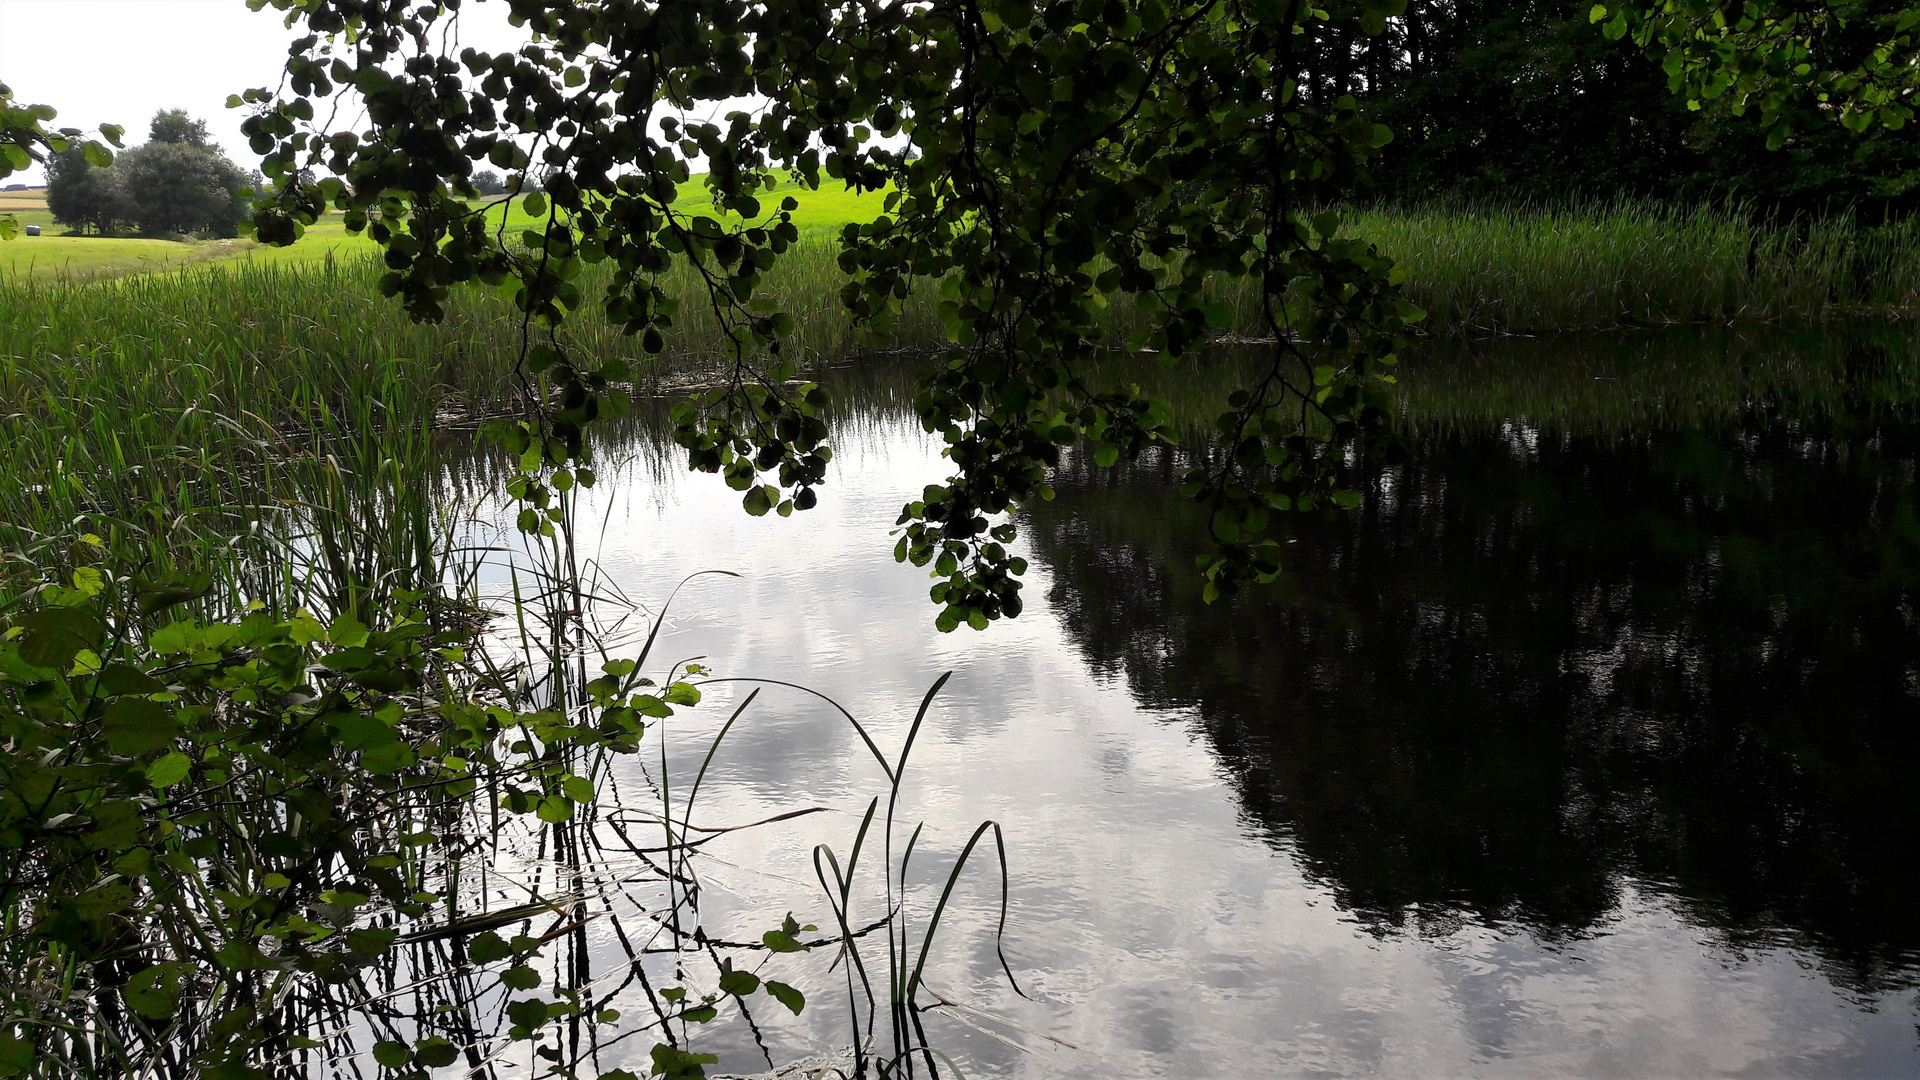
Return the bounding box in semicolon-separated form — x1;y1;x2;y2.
1035;331;1920;983
476;326;1920;1076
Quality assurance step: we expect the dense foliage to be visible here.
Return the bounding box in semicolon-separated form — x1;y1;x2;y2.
0;543;849;1079
1300;0;1920;211
43;147;123;235
1597;0;1917;140
242;0;1423;623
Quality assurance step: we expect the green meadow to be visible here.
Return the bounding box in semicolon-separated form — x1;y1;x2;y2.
0;179;891;278
8;181;1917;335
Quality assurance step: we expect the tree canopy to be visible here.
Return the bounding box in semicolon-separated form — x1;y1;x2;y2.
1594;0;1918;144
242;0;1423;628
44;110;254;238
44;145;125;235
147;107;214;148
1296;0;1920;211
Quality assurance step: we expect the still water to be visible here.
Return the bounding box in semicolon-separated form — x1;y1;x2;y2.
480;326;1920;1077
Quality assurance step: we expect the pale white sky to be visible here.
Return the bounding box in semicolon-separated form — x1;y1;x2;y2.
0;0;528;185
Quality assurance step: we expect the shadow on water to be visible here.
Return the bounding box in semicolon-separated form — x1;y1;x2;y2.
1023;324;1920;993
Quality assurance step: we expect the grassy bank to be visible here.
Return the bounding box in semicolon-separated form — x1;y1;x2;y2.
4;194;1917;582
0;245;936;593
1344;201;1920;333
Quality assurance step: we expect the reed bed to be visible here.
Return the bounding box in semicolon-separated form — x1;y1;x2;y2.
0;249;933;584
1337;201;1920;334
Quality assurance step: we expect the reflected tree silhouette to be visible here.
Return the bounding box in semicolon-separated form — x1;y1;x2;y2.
1025;340;1920;993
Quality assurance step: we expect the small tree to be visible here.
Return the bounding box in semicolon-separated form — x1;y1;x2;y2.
471;168;506;195
44;145;126;235
116;111;251;237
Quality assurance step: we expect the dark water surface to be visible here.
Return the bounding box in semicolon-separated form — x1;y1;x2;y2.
483;326;1920;1077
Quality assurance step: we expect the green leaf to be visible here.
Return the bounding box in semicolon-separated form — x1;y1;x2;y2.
718;970;760;996
215;940;276;970
502;964;542;990
415;1038;459;1068
103;697;179;757
16;608;102;669
764;980;805;1015
0;1031;36;1076
360;741;417;774
146;751;193;789
761;929;807;953
150;619;200;655
124;962;191;1020
288;612;326;646
742;484;774;517
506;998;550;1030
135;571;214;615
71;566;106;597
467;931;512;963
328;612;371;648
372;1041;412;1068
98;662;165;696
346;928;398;956
649;1045;718;1080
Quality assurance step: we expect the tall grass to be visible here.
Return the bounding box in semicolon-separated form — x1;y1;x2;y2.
0;249;934;587
1337;200;1920;334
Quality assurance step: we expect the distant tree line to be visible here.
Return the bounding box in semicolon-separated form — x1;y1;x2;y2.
1300;0;1920;215
47;110;255;237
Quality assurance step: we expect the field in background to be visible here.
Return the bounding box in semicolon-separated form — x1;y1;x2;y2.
1;186;260;277
0;179;890;279
7;183;1919;333
0;188;48;214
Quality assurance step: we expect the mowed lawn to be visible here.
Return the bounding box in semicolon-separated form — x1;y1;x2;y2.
1;189;257;279
0;178;889;281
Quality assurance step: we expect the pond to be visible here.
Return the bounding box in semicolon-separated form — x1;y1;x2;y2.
470;324;1920;1077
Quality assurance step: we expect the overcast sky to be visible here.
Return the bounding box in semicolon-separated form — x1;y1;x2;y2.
0;0;527;185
